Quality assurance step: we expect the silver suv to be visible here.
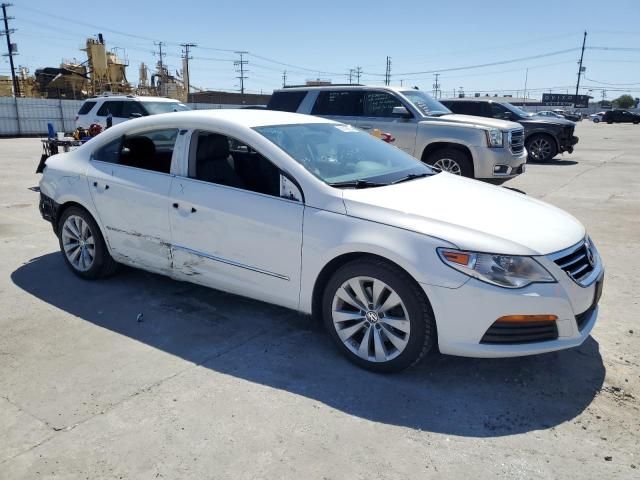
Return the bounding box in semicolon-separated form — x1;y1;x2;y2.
268;86;527;183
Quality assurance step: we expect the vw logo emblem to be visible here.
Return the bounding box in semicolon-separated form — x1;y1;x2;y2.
585;242;595;267
365;311;379;323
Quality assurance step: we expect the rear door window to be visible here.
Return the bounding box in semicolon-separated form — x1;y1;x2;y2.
97;101;124;118
78;101;97;115
311;91;364;116
267;91;307;112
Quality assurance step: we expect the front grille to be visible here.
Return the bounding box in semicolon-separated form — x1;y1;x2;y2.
509;129;525;155
575;306;595;331
480;321;559;344
552;241;595;285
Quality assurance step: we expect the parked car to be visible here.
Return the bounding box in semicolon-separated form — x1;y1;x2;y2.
268;86;526;184
552;109;582;122
602;109;640;124
441;99;578;162
589;112;606;123
536;110;566;119
38;110;604;372
75;95;190;129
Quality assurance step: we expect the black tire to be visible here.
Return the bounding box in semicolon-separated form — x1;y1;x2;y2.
424;147;473;178
322;258;436;373
526;134;558;162
57;206;118;280
593;118;600;124
607;121;613;124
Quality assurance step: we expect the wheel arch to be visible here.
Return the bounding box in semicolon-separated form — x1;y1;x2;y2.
420;142;474;176
525;130;559;151
54;200;114;256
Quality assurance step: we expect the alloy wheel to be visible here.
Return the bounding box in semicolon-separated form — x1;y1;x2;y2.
432;158;462;175
529;138;552;161
61;215;95;272
331;276;411;363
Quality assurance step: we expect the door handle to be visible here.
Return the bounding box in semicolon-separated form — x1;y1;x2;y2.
93;181;109;190
191;207;197;213
173;203;179;209
93;181;97;187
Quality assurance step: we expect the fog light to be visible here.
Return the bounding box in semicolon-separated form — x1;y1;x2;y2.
493;165;510;174
496;314;558;323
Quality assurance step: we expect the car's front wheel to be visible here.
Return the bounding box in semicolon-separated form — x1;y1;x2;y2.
58;206;118;279
322;259;436;372
425;148;473;178
526;134;557;162
593;118;600;123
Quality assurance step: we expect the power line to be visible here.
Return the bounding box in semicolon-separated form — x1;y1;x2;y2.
1;2;19;97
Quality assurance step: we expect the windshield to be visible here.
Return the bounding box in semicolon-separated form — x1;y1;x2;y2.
254;123;434;187
143;102;190;115
401;90;451;116
503;102;534;118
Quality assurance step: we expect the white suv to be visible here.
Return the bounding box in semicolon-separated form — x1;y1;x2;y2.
75;95;190;129
268;86;527;183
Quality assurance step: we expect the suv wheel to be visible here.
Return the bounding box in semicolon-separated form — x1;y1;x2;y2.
526;134;557;162
58;206;118;279
425;148;473;177
322;259;436;372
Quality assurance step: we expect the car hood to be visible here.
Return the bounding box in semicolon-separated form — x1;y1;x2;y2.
423;113;522;130
341;173;585;256
521;116;576;127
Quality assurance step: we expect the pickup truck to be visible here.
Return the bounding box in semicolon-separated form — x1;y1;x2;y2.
268;86;527;183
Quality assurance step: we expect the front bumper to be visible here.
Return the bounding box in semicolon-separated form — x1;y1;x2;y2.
559;134;579;154
422;244;604;358
469;145;527;180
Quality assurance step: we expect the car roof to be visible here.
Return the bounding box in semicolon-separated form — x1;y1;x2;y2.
85;95;182;103
273;85;408;93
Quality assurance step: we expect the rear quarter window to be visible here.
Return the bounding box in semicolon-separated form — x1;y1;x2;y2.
267;91;307;112
78;101;97;115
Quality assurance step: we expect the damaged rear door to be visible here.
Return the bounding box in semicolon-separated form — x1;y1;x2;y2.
86;129;179;272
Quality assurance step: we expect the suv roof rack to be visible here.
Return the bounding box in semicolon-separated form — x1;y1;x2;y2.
283;84;364;88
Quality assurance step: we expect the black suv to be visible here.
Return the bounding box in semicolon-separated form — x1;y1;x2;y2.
441;99;579;162
603;110;640;124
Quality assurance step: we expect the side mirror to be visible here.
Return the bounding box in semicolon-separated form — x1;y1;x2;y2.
503;112;514;121
130;112;143;118
392;106;412;118
280;174;303;202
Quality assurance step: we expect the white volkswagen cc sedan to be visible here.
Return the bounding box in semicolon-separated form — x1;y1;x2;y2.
38;110;604;372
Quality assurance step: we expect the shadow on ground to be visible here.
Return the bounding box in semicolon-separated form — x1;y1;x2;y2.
528;158;579;166
12;253;605;438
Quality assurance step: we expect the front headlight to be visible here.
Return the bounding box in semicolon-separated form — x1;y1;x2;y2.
485;128;504;147
438;249;555;289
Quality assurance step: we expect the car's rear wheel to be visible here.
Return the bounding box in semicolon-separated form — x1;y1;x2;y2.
322;259;435;372
593;118;600;123
58;206;118;279
526;134;557;162
425;148;473;178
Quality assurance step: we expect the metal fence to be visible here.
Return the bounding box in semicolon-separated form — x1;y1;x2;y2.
0;97;249;136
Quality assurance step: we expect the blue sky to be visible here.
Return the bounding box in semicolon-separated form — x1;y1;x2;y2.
4;0;640;100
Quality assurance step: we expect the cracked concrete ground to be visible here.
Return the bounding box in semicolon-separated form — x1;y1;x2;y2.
0;121;638;479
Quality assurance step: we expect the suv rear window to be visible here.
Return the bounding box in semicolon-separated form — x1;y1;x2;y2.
311;91;363;116
78;101;97;115
267;91;307;112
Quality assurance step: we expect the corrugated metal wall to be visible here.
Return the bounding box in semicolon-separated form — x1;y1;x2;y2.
0;98;248;136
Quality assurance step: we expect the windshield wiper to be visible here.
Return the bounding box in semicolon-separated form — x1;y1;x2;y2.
328;179;387;189
390;172;433;184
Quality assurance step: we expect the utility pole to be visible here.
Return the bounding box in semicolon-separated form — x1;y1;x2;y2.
433;73;440;98
384;56;391;86
355;66;362;84
234;51;249;98
180;42;196;101
574;30;587;104
153;41;166;93
348;68;355;84
523;67;529;104
282;70;287;87
1;3;19;97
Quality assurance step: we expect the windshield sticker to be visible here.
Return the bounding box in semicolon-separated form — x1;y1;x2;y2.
335;125;359;133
